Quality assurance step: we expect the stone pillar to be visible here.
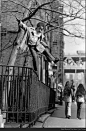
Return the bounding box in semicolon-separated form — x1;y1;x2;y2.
0;110;4;128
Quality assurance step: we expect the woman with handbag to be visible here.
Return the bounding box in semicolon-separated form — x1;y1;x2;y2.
70;80;76;102
75;83;85;120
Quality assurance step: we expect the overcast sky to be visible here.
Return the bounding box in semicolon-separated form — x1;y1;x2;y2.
63;0;85;55
64;36;85;55
64;19;85;55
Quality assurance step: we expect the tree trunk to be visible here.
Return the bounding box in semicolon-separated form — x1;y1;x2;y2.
3;0;33;111
8;0;33;67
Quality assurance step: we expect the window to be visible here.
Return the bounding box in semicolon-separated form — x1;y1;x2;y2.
1;26;7;36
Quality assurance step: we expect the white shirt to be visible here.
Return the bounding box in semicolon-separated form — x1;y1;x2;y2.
20;21;44;46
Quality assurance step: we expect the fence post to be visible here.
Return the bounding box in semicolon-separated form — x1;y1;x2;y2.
0;110;4;128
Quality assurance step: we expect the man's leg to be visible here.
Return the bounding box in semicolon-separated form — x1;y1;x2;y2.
43;48;59;63
29;47;39;74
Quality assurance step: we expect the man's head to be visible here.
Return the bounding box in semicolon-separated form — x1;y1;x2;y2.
70;79;74;86
36;22;45;33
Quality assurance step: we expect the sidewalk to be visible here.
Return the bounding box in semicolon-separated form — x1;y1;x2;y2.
43;116;85;128
1;102;85;128
31;108;56;128
32;102;86;128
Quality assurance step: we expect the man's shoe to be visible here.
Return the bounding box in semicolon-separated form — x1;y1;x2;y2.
77;117;81;120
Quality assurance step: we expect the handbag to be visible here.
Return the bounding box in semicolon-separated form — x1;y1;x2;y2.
77;96;84;103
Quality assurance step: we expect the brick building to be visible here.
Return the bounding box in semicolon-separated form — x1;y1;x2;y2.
49;1;64;85
1;0;64;85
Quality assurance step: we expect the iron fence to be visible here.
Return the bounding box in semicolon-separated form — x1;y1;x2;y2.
0;65;55;126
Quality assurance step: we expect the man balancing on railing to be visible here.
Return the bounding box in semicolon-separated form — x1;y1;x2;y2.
17;19;59;74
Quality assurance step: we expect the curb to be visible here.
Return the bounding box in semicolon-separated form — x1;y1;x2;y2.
4;123;20;128
31;114;50;128
31;108;57;128
0;113;4;128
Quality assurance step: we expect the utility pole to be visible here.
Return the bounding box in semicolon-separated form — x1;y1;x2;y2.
55;62;59;103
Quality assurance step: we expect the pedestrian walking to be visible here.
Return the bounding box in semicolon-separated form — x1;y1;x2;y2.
59;88;63;105
70;80;76;102
75;83;85;120
58;83;64;105
63;81;73;119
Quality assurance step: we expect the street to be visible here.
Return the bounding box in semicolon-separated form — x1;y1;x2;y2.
43;102;86;128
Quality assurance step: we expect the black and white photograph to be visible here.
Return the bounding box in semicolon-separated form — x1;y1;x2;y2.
0;0;85;129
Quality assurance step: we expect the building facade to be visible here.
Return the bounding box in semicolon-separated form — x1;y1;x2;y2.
48;1;64;87
1;0;64;86
64;52;86;88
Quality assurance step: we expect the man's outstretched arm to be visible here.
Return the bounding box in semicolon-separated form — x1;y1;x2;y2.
16;17;28;31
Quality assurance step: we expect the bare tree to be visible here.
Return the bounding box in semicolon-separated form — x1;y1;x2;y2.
1;0;85;110
1;0;85;77
1;0;85;67
1;0;85;53
1;0;85;57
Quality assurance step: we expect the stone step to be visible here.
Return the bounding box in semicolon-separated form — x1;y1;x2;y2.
0;113;4;128
0;122;4;128
4;122;20;128
0;115;3;123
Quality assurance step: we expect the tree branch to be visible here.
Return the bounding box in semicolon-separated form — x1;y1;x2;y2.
8;0;33;14
31;6;85;20
22;0;56;22
45;23;84;39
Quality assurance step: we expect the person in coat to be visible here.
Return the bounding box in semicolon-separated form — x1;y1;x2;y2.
17;20;59;74
75;83;85;120
63;81;73;119
70;80;76;102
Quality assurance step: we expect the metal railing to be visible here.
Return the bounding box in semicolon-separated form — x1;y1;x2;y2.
0;65;55;125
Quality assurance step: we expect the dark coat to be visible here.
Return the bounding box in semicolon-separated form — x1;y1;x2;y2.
63;86;73;102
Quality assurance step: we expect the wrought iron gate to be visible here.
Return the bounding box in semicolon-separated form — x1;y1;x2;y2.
0;65;55;125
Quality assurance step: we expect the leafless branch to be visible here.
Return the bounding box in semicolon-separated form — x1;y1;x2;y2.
22;0;56;22
8;0;32;14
